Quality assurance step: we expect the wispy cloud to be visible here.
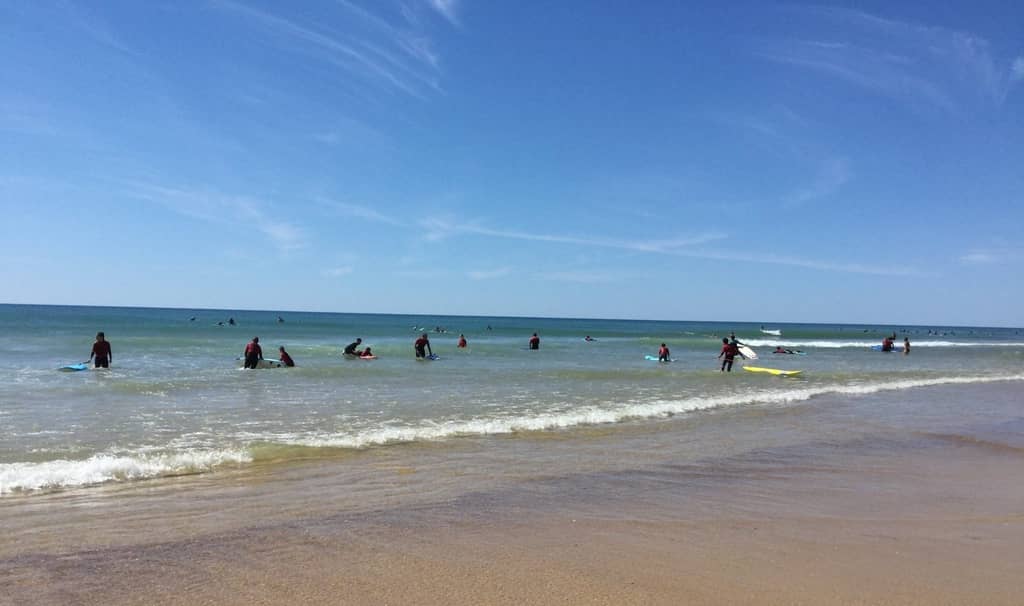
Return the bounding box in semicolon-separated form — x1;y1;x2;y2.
425;0;460;26
420;217;917;276
959;246;1022;265
126;182;306;252
467;267;512;280
537;270;619;283
315;197;405;226
1013;56;1024;82
322;266;354;277
419;217;726;252
756;7;1024;112
215;1;446;99
786;157;852;207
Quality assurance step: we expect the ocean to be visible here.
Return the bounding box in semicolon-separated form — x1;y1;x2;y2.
1;304;1021;497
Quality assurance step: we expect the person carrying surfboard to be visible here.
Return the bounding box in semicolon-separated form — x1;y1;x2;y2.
414;333;433;359
89;332;112;368
718;337;745;372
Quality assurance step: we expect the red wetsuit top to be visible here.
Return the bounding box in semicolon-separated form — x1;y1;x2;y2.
280;351;294;367
457;338;467;348
659;347;669;357
529;336;540;348
721;343;739;359
245;342;263;358
415;337;430;350
92;341;112;361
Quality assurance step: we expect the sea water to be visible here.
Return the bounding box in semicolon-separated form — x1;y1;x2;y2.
1;304;1022;495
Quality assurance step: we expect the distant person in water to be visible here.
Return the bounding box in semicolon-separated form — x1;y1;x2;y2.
457;334;467;348
903;338;911;355
278;346;295;367
277;316;285;323
528;333;540;350
228;317;236;326
414;333;433;358
90;332;112;368
359;347;374;358
584;335;594;342
243;337;263;369
344;338;362;356
658;343;670;362
718;337;745;372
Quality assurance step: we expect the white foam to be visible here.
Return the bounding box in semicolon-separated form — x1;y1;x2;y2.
0;449;251;495
738;339;1024;348
282;374;1024;449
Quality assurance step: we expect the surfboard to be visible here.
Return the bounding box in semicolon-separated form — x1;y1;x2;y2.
870;345;897;352
358;355;378;360
60;363;89;372
760;329;782;336
644;355;673;362
738;344;758;360
239;358;282;369
743;366;802;377
416;354;440;361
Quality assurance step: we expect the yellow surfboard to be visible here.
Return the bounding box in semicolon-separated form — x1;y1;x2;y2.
743;366;802;377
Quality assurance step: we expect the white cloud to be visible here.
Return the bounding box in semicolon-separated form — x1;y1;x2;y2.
316;197;404;226
787;157;852;207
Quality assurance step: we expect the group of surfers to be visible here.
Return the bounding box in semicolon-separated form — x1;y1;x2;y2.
881;334;912;354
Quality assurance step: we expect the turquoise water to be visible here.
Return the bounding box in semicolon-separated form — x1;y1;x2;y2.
1;304;1022;495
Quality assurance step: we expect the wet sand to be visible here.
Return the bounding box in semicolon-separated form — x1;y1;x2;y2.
4;412;1023;606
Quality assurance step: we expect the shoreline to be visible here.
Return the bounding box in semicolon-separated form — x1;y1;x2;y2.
4;383;1023;605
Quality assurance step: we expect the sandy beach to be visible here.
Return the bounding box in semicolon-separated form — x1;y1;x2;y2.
4;384;1023;606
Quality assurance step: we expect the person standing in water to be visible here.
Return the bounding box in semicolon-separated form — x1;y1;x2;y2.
457;334;467;348
90;332;112;368
903;337;911;355
243;337;263;369
718;337;745;372
414;333;433;359
528;333;540;350
278;346;295;367
658;343;671;362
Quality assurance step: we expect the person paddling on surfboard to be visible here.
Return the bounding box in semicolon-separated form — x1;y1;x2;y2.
89;332;112;368
243;337;263;369
414;333;433;359
658;343;671;362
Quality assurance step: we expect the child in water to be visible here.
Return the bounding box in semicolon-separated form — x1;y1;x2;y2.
278;346;295;367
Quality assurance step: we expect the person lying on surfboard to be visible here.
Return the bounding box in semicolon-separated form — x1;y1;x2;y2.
359;347;375;358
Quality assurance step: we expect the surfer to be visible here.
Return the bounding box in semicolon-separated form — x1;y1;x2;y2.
881;336;895;352
343;338;362;356
457;334;467;348
278;346;295;367
903;338;911;355
528;333;540;350
359;347;375;358
228;317;236;326
89;332;112;368
243;337;263;369
658;343;671;362
718;337;745;372
414;333;433;359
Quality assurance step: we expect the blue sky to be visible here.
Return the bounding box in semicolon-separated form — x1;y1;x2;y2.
2;1;1022;326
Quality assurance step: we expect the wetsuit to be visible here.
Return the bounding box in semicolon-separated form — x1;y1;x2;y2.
280;351;295;367
528;336;540;350
658;346;670;362
720;343;740;372
344;341;361;355
414;337;430;358
91;341;112;368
